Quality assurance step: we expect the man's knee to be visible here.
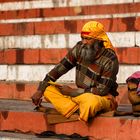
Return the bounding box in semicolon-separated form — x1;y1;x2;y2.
82;94;100;107
43;85;62;99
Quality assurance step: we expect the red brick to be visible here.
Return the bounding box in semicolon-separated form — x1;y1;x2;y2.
24;49;40;64
135;17;140;30
40;48;68;64
5;49;16;64
0;23;14;36
0;0;31;2
116;47;140;64
0;50;5;64
0;82;14;99
13;22;35;35
0;82;38;100
34;21;68;35
0;23;34;36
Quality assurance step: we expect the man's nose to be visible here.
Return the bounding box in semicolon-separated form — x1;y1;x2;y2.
82;38;88;44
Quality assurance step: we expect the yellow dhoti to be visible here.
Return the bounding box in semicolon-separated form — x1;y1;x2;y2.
44;85;113;122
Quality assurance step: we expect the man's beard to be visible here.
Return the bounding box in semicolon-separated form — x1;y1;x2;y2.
81;41;100;64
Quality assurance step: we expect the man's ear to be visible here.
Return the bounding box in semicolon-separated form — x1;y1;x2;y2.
93;40;102;51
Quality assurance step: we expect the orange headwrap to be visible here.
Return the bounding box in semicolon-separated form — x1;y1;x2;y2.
81;21;115;51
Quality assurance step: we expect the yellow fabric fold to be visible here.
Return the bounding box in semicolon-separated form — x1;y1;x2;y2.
72;93;111;122
44;85;79;118
43;84;113;122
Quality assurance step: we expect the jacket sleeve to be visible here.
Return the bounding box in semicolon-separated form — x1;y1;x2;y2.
37;43;79;92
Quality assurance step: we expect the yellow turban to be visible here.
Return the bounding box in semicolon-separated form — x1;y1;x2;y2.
81;21;115;51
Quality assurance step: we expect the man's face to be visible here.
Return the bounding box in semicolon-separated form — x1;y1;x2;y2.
81;35;100;52
81;36;96;46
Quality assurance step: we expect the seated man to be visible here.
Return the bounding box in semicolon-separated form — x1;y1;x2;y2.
31;21;119;122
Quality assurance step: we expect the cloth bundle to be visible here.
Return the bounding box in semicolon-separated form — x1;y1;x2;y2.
126;71;140;113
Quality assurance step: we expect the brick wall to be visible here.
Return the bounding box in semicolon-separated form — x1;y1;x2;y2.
0;0;139;101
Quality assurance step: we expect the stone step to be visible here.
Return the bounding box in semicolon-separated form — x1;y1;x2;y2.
0;82;130;104
0;99;140;140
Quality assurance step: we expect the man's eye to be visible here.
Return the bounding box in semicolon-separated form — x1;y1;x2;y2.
81;37;92;40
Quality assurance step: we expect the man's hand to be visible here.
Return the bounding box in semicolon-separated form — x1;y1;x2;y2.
58;85;73;95
31;90;43;106
58;85;84;97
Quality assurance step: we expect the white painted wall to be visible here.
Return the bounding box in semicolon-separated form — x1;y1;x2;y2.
0;64;140;83
0;0;135;11
0;32;139;49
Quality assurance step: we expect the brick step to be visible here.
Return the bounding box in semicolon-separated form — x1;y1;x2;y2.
0;99;140;140
0;82;130;104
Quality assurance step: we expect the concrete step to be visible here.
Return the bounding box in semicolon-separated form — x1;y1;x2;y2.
0;99;140;140
0;131;59;140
